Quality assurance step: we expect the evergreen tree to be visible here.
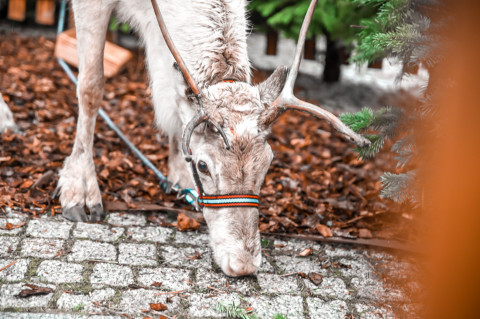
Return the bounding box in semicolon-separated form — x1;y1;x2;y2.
249;0;375;82
341;0;442;204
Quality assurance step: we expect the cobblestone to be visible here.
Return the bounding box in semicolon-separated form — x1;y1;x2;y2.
0;237;20;257
0;259;29;281
73;223;124;242
307;298;348;319
137;267;190;291
0;211;420;318
118;243;157;266
118;288;183;316
257;273;299;294
90;263;134;287
36;260;83;283
26;219;72;239
0;283;55;308
304;276;351;300
127;226;173;242
21;238;64;258
246;295;305;319
0;214;26;236
107;212;146;226
160;245;211;268
68;240;116;262
56;288;115;312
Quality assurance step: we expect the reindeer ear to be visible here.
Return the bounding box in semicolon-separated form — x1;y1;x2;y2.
257;66;289;105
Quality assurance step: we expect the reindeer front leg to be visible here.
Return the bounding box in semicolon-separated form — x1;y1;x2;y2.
58;0;114;222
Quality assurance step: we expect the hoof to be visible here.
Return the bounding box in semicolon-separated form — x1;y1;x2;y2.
89;204;106;222
62;205;88;222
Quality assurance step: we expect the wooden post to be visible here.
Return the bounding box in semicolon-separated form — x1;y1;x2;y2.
368;58;383;69
7;0;27;22
266;30;278;56
35;0;56;25
304;37;316;60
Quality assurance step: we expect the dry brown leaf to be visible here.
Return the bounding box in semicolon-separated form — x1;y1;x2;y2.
298;248;313;257
358;228;373;238
17;284;54;298
150;282;162;287
308;272;323;286
186;251;202;260
177;213;200;231
1;222;26;230
149;303;168;311
315;224;333;237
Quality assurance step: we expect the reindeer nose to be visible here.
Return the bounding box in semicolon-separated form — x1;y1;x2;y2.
225;260;257;277
222;253;260;277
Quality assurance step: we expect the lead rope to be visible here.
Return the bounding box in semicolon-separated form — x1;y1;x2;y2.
56;0;200;210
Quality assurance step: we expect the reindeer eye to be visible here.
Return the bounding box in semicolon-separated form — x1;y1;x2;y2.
197;160;210;175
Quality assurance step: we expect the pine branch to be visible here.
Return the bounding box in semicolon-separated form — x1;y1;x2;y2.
216;301;258;319
380;171;417;203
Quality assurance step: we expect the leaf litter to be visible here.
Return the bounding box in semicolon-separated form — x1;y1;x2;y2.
0;34;419;243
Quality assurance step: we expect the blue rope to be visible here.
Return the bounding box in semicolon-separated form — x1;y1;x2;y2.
56;0;198;208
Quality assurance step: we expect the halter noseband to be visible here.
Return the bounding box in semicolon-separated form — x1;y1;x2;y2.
184;79;260;210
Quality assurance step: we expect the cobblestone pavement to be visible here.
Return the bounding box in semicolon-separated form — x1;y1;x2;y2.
0;209;422;318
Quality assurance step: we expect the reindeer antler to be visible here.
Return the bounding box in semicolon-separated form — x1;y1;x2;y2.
150;0;230;159
260;0;370;147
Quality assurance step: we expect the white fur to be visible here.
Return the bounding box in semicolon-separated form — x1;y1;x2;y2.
0;93;16;132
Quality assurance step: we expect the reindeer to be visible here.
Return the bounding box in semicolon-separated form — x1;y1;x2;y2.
58;0;369;277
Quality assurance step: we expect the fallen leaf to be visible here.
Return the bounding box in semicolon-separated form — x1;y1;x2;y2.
1;222;26;230
159;316;168;319
149;303;168;311
17;284;54;298
245;307;254;312
298;247;313;257
176;213;200;231
186;251;202;260
150;282;162;287
308;272;323;286
358;228;373;238
315;224;333;237
297;272;306;278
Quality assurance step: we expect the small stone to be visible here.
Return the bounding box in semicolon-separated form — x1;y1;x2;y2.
0;237;20;257
73;223;124;242
26;219;73;239
0;259;29;281
90;263;134;287
358;228;373;239
307;299;348;319
119;243;157;266
137;267;190;291
37;260;83;283
68;240;116;262
21;238;64;258
107;212;146;226
127;226;173;243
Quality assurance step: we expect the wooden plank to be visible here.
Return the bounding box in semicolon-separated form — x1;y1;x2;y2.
54;29;133;78
7;0;27;22
35;0;56;25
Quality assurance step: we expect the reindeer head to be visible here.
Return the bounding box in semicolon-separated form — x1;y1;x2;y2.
151;0;370;277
